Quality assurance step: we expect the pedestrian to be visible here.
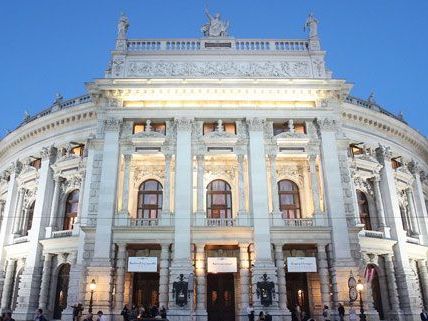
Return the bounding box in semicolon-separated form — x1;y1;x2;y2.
257;311;265;321
295;305;302;321
121;304;130;321
129;305;138;321
302;311;311;321
160;306;167;319
338;303;345;321
349;306;357;321
34;309;47;321
265;312;272;321
97;311;107;321
150;305;159;318
421;309;428;321
73;303;84;321
3;312;15;321
83;313;93;321
322;305;330;321
247;303;255;321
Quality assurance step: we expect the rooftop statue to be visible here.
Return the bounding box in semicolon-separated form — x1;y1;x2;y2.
304;13;319;38
117;13;129;39
201;8;230;37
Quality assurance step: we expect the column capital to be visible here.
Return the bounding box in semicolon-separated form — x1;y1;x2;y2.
123;154;132;163
41;145;57;161
160;243;170;251
315;118;337;132
196;154;205;162
237;154;245;162
376;144;392;164
246;117;265;131
238;243;250;251
194;243;206;252
117;242;127;251
103;118;123;132
174;118;193;131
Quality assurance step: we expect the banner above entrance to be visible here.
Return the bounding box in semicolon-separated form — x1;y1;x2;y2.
287;257;317;273
128;257;158;272
207;257;237;273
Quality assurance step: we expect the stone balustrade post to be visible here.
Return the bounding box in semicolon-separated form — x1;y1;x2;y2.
38;253;53;310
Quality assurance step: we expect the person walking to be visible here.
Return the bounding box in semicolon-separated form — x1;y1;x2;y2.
121;304;130;321
322;305;330;321
83;313;93;321
338;303;345;321
129;305;138;321
257;311;265;321
160;306;167;319
247;303;255;321
34;309;47;321
97;311;107;321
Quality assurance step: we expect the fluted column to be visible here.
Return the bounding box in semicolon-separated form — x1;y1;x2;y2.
12;188;25;235
196;155;205;214
417;260;428;309
1;259;16;309
383;254;401;316
372;176;387;228
121;154;132;213
317;244;331;308
159;243;170;309
115;243;127;311
48;176;62;229
38;253;53;310
162;154;172;215
308;154;321;215
0;200;5;226
268;154;280;214
195;243;207;312
239;243;250;313
274;244;288;310
405;188;419;236
74;171;86;226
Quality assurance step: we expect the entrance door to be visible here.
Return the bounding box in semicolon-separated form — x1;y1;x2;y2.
132;273;160;309
53;264;71;319
207;273;235;321
286;272;310;319
371;268;384;320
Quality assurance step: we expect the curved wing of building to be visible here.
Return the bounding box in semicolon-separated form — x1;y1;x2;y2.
0;12;427;321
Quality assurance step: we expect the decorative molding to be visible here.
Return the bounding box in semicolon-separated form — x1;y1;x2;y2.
315;118;337;132
276;165;303;186
174;118;193;131
103;118;122;132
41;146;56;161
246;118;264;132
376;145;392;165
126;61;312;78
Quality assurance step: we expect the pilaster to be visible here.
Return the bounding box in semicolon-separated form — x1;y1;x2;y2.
195;243;207;321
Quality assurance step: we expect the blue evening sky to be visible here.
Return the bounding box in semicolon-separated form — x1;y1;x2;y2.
1;1;427;137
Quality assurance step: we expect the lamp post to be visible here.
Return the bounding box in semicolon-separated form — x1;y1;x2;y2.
89;279;96;313
356;279;366;321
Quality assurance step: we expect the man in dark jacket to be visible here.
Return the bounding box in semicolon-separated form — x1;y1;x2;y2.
421;309;428;321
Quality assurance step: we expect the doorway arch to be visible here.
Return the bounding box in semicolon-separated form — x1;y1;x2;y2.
53;264;71;319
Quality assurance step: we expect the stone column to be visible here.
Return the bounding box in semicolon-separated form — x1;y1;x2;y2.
159;243;170;309
405;188;420;236
409;161;428;245
237;154;247;214
12;188;25;235
308;154;321;215
372;176;387;228
239;243;250;316
0;259;16;310
383;254;402;319
317;244;331;308
317;118;352;260
38;253;53;310
162;154;172;219
195;155;205;225
0;200;5;227
268;154;281;217
120;154;132;214
115;243;127;312
417;260;428;310
46;176;62;237
274;244;288;311
195;243;207;318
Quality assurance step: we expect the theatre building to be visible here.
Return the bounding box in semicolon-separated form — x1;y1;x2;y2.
0;12;428;321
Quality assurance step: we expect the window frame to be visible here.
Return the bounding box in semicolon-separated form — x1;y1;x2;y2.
206;179;232;219
63;190;80;230
356;190;372;230
277;179;301;219
137;179;163;219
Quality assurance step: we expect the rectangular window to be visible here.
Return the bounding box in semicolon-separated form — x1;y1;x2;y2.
30;158;42;170
71;145;84;157
203;122;236;135
391;159;402;169
350;144;364;157
133;122;166;134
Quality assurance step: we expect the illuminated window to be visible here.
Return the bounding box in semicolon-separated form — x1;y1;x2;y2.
357;190;372;230
350;144;364;156
278;180;301;219
71;145;84;157
133;123;166;134
30;158;42;170
137;180;163;219
63;190;79;230
203;122;236;135
206;180;232;219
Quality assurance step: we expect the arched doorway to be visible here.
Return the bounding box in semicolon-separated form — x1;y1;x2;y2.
53;264;71;319
11;268;23;310
366;264;384;320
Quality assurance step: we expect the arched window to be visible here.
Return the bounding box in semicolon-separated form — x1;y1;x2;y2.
357;190;372;230
206;180;232;219
137;180;163;219
25;202;35;235
63;190;79;230
278;180;301;219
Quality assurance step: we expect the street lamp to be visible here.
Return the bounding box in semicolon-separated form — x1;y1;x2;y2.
356;279;366;321
89;279;96;313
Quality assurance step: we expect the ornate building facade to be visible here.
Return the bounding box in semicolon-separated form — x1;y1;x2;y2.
0;12;427;321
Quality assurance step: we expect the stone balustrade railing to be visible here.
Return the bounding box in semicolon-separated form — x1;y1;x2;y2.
271;217;328;228
361;229;385;239
126;38;309;52
52;230;73;238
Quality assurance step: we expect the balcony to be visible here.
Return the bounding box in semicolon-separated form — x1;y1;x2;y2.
270;215;328;228
114;214;173;228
